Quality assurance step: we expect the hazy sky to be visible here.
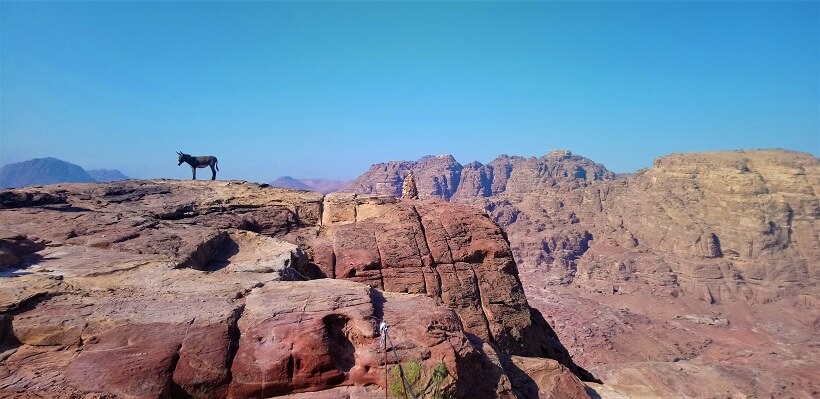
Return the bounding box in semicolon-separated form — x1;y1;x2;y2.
1;2;818;182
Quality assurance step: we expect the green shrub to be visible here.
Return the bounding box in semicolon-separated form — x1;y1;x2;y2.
388;360;452;399
430;362;449;399
404;360;422;384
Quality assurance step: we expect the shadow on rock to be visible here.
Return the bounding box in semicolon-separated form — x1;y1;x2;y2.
527;308;601;383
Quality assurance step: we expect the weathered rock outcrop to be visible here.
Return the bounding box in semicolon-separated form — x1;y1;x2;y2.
348;149;819;305
347;149;820;398
401;171;418;199
592;150;820;303
0;180;589;398
347;155;464;200
0;232;46;269
306;193;583;370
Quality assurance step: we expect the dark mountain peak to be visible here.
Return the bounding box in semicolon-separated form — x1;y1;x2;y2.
0;157;96;188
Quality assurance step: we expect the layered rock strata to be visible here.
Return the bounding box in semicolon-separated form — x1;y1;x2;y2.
0;180;589;398
308;193;583;369
348;149;819;305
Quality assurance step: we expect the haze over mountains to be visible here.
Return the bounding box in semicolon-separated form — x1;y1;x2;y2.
0;158;128;188
2;157;354;193
269;176;349;194
86;169;129;183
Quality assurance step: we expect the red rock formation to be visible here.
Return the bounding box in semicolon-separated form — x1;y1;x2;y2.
348;149;818;304
595;150;819;303
347;154;464;200
401;171;419;199
0;180;590;398
0;232;46;269
310;194;586;372
347;149;820;398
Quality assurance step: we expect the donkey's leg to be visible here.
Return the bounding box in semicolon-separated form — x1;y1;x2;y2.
192;167;197;180
210;164;216;180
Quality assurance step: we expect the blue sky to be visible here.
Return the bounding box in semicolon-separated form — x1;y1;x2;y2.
1;2;817;181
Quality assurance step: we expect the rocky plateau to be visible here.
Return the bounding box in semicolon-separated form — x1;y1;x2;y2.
0;180;594;398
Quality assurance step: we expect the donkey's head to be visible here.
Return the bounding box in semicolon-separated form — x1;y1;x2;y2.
177;151;187;166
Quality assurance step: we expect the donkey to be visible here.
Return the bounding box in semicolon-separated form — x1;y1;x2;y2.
177;151;219;180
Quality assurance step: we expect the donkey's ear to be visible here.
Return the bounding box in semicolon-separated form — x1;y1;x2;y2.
177;151;182;155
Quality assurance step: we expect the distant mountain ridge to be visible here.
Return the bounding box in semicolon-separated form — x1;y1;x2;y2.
87;169;129;182
0;158;128;188
347;150;614;201
347;149;819;304
270;176;312;191
270;176;349;194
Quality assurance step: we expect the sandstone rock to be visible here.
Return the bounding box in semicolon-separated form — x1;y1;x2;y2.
305;195;585;375
604;150;819;303
348;150;819;304
0;274;65;314
347;155;464;200
0;232;47;269
228;280;495;398
279;386;383;398
323;192;359;226
524;280;820;399
229;280;380;397
507;356;590;399
401;170;419;199
0;189;66;208
0;179;587;398
583;381;662;399
65;323;187;397
348;149;819;398
0;345;81;397
172;320;236;398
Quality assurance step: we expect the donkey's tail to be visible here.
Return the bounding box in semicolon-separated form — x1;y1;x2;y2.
216;160;219;171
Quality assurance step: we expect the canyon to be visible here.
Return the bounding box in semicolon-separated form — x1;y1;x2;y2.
348;149;819;398
0;148;817;398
